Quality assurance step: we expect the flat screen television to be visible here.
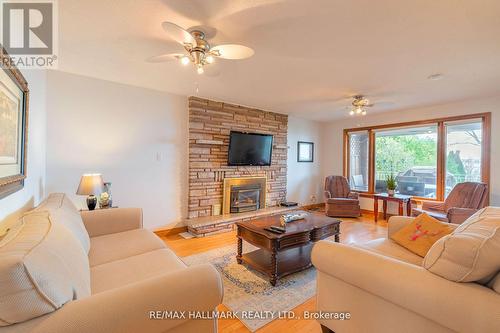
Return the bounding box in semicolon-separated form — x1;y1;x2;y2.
228;131;273;166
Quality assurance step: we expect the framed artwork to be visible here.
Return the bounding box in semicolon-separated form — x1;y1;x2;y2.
0;47;29;198
297;141;314;162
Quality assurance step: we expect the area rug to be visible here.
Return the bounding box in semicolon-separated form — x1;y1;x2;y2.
181;238;335;332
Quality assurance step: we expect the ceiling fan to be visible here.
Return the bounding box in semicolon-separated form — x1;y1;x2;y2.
149;22;254;74
349;95;373;116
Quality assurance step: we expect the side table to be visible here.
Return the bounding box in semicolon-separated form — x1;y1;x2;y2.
373;193;412;222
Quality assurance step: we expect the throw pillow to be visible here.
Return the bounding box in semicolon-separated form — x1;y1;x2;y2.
423;207;500;282
0;211;90;326
390;213;453;257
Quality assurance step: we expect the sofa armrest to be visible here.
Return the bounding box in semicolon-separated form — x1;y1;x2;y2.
31;264;223;333
347;192;359;199
387;216;415;237
447;207;477;224
324;190;331;199
311;241;500;333
81;208;143;237
421;200;445;211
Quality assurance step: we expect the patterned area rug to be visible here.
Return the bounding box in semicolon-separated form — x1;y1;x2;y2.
182;238;335;332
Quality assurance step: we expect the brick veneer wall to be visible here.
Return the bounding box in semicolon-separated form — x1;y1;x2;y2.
188;96;288;219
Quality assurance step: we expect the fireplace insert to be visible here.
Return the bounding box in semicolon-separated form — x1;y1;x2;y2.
230;184;261;213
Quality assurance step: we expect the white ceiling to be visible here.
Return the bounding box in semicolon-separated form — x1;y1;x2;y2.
58;0;500;121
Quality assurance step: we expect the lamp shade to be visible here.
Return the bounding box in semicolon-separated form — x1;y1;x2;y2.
76;174;104;196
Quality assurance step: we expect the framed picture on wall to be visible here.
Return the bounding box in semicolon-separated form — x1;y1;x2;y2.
297;141;314;162
0;47;29;198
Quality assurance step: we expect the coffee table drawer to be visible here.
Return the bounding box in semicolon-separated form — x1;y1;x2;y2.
278;232;311;250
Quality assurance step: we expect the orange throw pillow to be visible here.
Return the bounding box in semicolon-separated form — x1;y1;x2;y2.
390;213;453;257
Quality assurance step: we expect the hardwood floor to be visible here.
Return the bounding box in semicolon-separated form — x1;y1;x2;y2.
159;214;388;333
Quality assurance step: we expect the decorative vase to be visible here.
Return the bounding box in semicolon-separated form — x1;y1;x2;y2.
87;195;97;210
388;189;395;196
99;182;113;208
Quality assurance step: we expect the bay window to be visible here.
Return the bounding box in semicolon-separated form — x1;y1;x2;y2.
343;113;490;202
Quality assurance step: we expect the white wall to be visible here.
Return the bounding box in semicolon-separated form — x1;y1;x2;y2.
45;71;188;230
321;96;500;213
287;116;323;205
0;70;47;225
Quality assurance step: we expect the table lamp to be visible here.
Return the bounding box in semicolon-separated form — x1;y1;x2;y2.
76;174;104;210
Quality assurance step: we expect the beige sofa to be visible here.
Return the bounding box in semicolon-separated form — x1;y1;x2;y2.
312;216;500;333
0;193;223;333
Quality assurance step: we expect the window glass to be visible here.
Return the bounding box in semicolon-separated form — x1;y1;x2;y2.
348;131;369;191
375;125;438;198
445;120;482;196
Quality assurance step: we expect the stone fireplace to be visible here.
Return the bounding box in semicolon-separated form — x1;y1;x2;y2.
187;97;288;219
223;177;267;214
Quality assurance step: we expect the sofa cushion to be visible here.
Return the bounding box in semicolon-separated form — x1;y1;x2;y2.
327;197;359;205
423;207;500;282
90;249;186;294
390;213;453;257
88;229;166;267
352;238;423;266
0;211;90;326
35;193;90;254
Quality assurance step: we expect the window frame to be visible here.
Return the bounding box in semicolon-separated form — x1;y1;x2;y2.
343;112;491;203
346;130;370;192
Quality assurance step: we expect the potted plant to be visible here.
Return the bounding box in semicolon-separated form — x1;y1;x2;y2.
386;174;397;196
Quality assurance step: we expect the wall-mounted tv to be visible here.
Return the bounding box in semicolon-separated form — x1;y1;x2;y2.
228;131;273;166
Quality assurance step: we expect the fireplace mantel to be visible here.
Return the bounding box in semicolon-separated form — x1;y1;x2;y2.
223;177;267;214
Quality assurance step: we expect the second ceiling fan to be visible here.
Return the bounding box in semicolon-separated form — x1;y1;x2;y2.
150;22;254;74
349;95;373;116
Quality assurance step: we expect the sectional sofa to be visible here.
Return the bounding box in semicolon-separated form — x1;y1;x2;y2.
0;193;223;333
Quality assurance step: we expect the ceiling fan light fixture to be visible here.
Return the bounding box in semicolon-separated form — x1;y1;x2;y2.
205;55;214;64
356;107;363;114
156;22;254;75
349;110;355;116
361;110;367;116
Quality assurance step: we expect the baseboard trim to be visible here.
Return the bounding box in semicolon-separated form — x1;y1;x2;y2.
301;203;325;210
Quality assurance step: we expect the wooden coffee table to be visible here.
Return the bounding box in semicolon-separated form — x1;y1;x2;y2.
235;211;340;286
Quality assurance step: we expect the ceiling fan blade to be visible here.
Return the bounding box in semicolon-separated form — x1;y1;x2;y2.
210;44;254;59
147;53;185;63
161;22;196;46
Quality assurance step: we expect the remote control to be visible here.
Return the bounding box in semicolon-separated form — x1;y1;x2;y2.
270;226;286;232
264;227;285;234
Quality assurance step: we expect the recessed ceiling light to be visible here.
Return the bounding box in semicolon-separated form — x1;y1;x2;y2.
428;73;444;81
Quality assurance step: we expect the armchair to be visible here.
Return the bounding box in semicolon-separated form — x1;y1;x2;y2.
324;176;361;217
412;182;488;224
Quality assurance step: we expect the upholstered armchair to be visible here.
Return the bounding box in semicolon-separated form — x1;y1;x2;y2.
324;176;361;217
412;182;488;224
